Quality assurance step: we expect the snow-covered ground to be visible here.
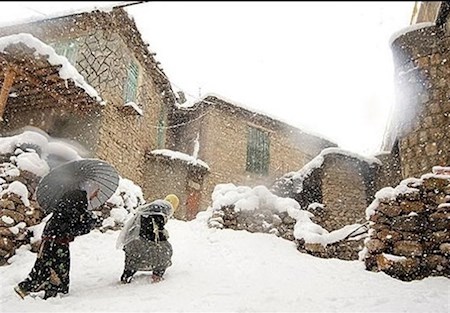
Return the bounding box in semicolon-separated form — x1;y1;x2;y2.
1;212;448;313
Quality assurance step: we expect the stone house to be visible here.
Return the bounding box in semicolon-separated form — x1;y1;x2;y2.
144;94;337;219
271;148;381;232
0;7;176;190
0;8;337;219
382;1;450;181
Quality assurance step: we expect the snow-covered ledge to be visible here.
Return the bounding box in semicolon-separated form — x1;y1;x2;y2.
121;102;143;116
150;149;209;170
389;22;435;47
0;33;102;102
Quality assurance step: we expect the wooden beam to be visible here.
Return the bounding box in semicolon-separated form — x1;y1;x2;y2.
10;64;75;108
0;66;16;120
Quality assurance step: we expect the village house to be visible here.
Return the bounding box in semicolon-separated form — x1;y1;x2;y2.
0;6;176;191
0;5;336;219
145;94;337;219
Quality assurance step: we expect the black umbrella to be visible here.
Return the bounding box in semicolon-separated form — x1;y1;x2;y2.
36;158;120;214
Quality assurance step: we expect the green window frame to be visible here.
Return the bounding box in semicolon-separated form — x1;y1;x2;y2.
51;40;78;65
124;60;140;103
246;126;270;175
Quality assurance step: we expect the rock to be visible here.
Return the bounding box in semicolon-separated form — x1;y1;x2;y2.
391;215;427;232
428;212;450;231
376;253;394;271
0;209;25;223
376;229;402;242
378;203;402;217
399;200;425;214
439;243;450;254
0;237;14;252
0;200;15;211
304;243;327;254
393;240;423;257
422;177;449;191
366;239;385;254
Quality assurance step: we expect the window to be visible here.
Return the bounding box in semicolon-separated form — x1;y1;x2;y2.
50;40;78;65
246;126;270;175
124;60;140;103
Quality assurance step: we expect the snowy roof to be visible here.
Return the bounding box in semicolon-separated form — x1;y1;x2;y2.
0;2;127;28
0;5;176;109
0;33;101;102
150;149;209;170
176;93;337;146
0;33;103;113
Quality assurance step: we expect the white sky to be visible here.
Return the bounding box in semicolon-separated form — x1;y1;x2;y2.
0;1;414;156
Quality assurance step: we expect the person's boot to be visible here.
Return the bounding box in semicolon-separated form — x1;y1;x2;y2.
14;285;29;299
151;273;164;284
43;289;58;300
120;269;135;284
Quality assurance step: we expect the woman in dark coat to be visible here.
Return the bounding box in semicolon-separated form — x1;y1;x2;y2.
116;194;179;284
14;189;97;299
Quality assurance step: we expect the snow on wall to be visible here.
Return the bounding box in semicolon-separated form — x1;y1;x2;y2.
151;149;209;170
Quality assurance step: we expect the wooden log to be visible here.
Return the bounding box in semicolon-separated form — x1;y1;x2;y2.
0;66;16;120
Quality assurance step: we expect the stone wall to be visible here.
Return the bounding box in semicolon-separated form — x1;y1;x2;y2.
0;166;43;266
272;151;379;233
374;150;403;191
209;205;367;261
321;154;375;231
363;176;450;281
143;153;208;220
389;23;450;179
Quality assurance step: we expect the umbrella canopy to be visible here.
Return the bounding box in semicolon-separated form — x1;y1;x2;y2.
36;158;120;214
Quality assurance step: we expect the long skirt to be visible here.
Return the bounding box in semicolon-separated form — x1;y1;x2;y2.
123;238;172;273
18;239;70;294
